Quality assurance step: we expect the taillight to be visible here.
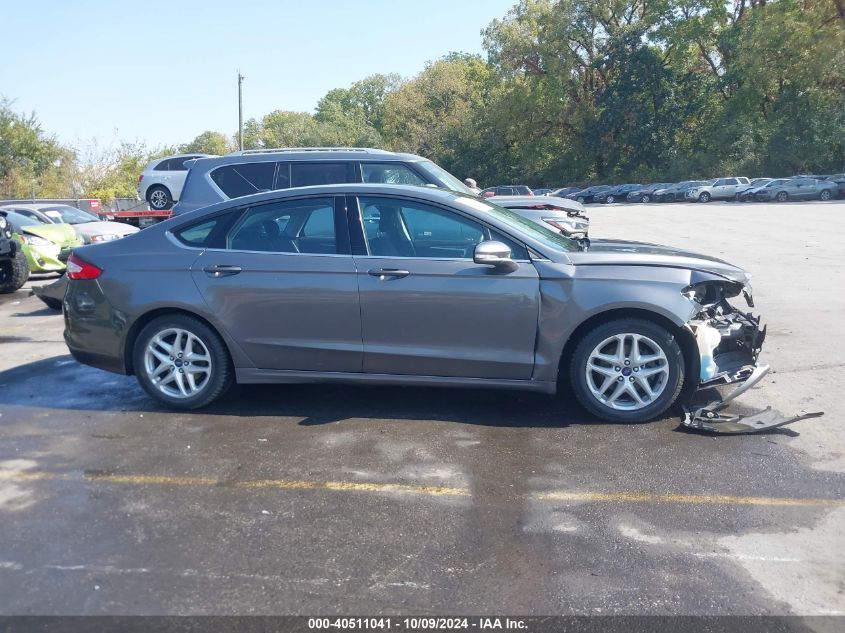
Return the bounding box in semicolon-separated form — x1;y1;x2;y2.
67;253;102;280
138;174;144;183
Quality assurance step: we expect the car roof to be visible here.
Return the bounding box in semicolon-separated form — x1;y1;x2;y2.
0;203;78;211
190;147;428;169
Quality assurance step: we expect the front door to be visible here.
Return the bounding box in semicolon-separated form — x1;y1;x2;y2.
350;195;540;380
191;195;362;372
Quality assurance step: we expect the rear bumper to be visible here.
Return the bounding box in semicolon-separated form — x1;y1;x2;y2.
63;279;128;375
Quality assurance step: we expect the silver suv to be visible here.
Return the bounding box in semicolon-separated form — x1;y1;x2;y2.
139;153;218;210
171;148;473;215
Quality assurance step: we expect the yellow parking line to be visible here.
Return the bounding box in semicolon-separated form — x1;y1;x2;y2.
2;469;842;506
534;490;845;507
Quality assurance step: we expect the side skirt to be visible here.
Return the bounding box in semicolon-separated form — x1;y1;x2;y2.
235;368;557;394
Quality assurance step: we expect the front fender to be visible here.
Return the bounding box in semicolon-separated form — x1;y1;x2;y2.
532;262;700;383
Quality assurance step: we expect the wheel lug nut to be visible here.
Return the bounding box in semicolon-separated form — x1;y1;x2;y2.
614;366;621;372
633;367;639;372
179;369;184;374
169;357;174;361
617;376;624;382
624;360;630;366
629;376;635;382
178;353;183;358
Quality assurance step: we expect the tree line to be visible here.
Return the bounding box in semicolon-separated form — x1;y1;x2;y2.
2;0;843;201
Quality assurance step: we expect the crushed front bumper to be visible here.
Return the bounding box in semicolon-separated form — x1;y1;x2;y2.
682;301;823;434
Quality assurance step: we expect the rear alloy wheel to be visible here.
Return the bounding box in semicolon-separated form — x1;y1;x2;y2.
776;191;788;202
0;251;30;294
641;195;651;203
606;195;615;204
570;319;684;423
698;191;711;203
819;189;832;201
147;186;173;211
133;315;233;409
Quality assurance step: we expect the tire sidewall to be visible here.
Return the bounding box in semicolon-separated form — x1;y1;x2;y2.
147;186;173;210
0;251;30;293
569;319;685;423
699;192;710;203
133;315;232;409
776;191;788;202
642;195;650;203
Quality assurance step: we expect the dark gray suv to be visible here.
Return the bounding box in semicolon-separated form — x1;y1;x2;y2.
172;147;473;215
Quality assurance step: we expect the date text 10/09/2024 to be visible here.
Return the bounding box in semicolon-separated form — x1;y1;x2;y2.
308;618;528;630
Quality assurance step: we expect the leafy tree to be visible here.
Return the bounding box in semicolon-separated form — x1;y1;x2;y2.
179;131;232;156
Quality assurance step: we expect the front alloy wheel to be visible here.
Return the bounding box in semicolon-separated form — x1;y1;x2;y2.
641;195;651;203
820;189;832;201
570;319;684;422
698;192;711;203
606;195;615;204
776;191;788;202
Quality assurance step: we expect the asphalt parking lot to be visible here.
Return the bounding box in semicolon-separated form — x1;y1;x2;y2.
0;200;843;616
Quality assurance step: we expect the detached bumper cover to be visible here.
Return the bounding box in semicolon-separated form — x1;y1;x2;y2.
683;300;823;434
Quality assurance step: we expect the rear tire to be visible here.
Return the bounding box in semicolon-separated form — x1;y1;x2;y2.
0;251;30;294
569;318;685;423
776;191;788;202
819;189;832;201
606;195;615;204
641;195;651;203
147;186;173;211
133;314;233;409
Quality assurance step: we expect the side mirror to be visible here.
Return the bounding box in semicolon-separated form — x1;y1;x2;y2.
473;241;517;272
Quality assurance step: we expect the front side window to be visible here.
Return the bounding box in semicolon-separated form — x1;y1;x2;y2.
290;162;352;187
228;197;337;254
211;162;276;198
358;196;526;260
173;212;240;248
361;163;427;186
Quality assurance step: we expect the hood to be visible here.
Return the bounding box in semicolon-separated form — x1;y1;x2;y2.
567;239;749;283
72;221;140;239
20;223;82;247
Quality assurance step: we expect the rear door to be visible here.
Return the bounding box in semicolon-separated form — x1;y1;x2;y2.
349;194;540;380
190;195;362;372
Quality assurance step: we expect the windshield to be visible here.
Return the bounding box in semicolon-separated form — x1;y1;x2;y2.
42;206;99;225
3;212;39;227
416;161;474;195
453;196;578;253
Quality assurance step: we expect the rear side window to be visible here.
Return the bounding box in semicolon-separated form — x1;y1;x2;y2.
361;163;426;186
168;156;197;171
228;197;338;254
211;163;276;198
290;162;354;187
174;212;240;249
155;159;171;171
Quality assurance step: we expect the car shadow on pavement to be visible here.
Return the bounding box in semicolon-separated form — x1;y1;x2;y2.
0;355;800;434
0;355;623;430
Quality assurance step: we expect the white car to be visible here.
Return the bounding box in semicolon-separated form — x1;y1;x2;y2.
138;153;217;210
0;204;139;244
685;177;750;202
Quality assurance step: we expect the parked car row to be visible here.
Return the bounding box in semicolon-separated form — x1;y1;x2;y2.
0;203;138;292
478;174;845;204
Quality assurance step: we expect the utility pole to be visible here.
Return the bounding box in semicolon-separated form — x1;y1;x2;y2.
238;71;245;151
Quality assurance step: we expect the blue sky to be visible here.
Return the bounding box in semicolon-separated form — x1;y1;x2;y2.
1;0;516;150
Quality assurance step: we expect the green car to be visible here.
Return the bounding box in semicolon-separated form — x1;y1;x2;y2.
1;210;82;273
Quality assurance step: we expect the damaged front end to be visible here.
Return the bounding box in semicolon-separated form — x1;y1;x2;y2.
680;275;821;434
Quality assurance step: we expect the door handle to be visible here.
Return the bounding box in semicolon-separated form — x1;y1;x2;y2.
203;264;242;278
368;268;410;279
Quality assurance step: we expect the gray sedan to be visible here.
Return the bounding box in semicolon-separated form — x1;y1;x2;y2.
64;184;766;423
752;177;837;202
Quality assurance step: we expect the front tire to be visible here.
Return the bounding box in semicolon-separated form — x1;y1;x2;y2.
133;314;233;409
576;196;585;204
569;319;685;423
147;185;173;211
641;195;651;203
698;192;711;203
0;251;30;294
819;189;832;201
776;191;788;202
